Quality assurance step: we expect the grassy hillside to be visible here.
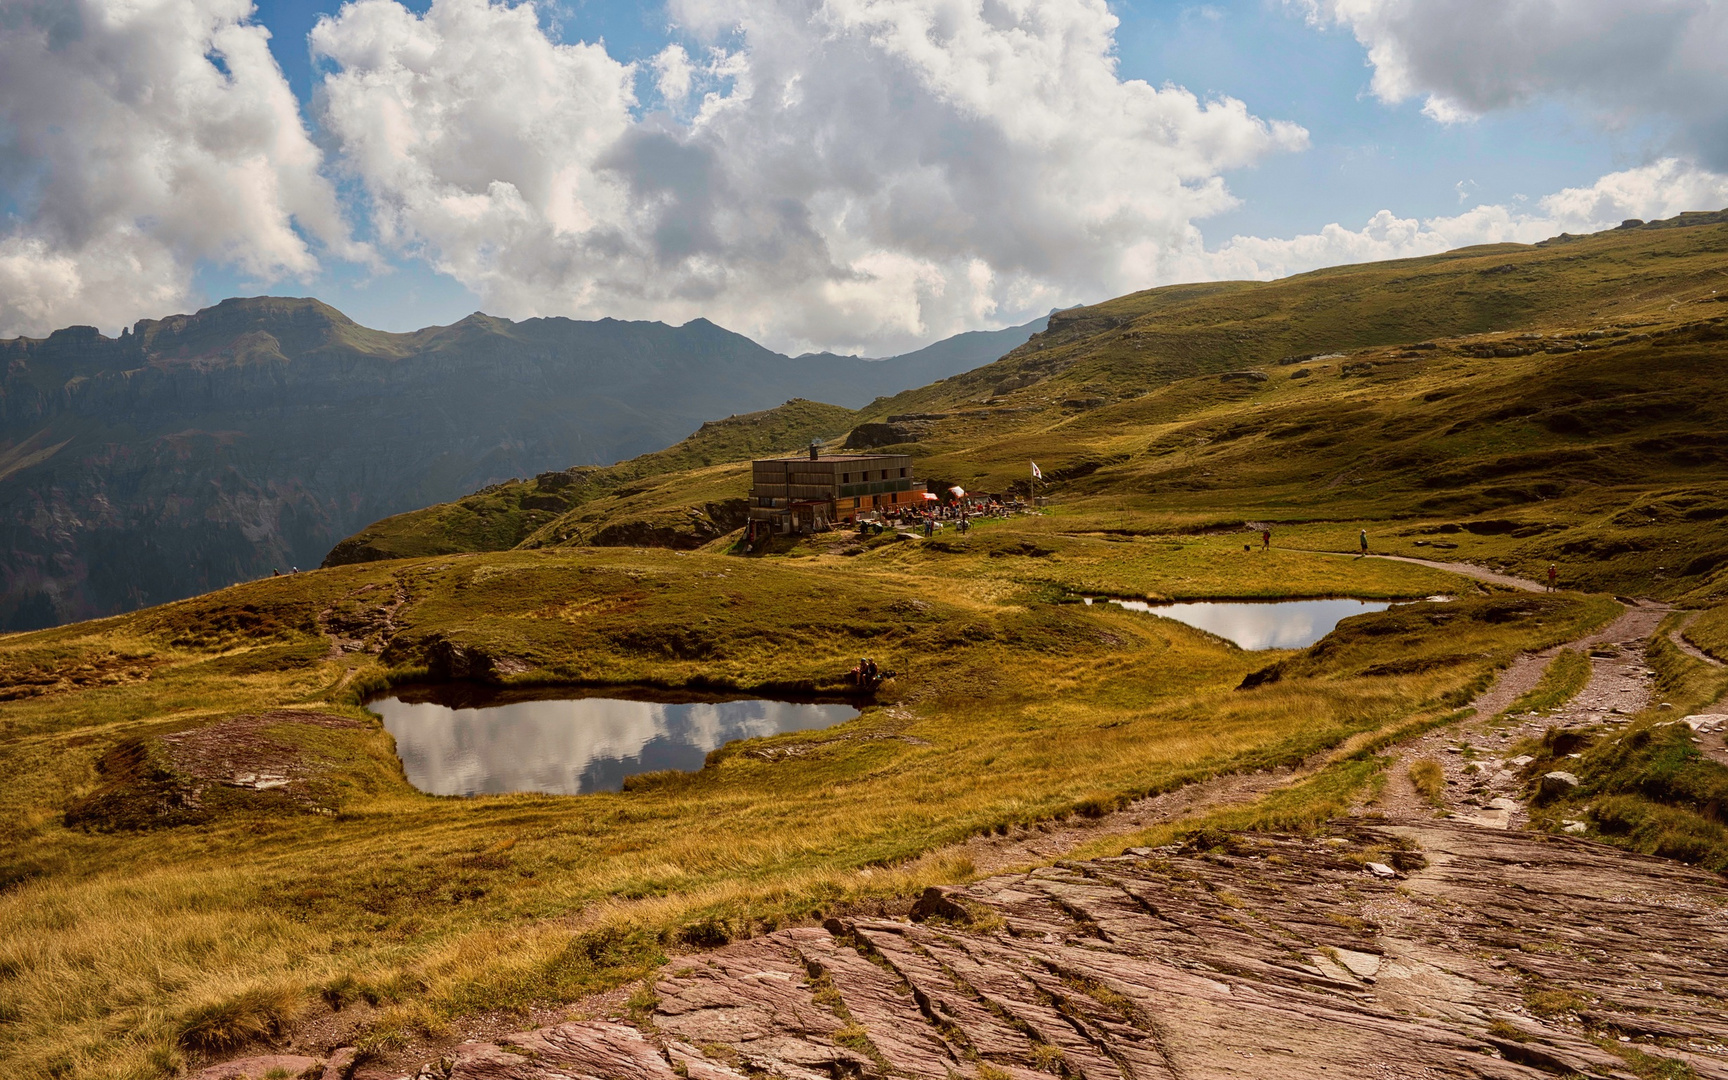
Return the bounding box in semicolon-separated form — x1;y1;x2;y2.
5;524;1604;1079
332;214;1728;607
6;214;1728;1079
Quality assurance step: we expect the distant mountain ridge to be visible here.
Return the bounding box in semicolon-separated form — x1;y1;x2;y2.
0;298;1045;628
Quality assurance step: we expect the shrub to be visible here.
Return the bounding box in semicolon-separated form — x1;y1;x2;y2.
1408;759;1446;806
176;984;302;1053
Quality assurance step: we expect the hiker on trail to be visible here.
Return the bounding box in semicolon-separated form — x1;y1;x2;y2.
1261;528;1271;550
1358;530;1368;555
1547;564;1558;591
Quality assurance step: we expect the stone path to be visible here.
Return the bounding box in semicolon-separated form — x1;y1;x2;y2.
1372;601;1671;828
369;821;1728;1080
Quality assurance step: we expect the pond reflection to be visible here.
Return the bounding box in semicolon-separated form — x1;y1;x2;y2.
1085;597;1393;650
371;688;861;796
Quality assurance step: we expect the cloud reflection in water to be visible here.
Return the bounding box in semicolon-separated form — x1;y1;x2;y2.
373;696;859;796
1108;598;1392;650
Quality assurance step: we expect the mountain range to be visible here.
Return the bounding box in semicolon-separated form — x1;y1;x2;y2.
0;298;1044;629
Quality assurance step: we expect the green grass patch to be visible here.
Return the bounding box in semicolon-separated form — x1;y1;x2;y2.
1502;649;1591;718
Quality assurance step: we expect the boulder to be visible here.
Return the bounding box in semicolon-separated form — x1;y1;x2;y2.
323;1048;357;1080
1538;771;1581;801
1219;370;1268;383
909;886;973;923
1288;368;1311;380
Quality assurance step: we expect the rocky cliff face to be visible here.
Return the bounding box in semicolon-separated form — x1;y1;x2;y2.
0;298;1039;628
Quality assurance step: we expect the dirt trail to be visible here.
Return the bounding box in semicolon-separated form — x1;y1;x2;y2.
1372;601;1671;827
947;767;1294;877
1673;610;1728;668
942;561;1614;875
1298;549;1546;593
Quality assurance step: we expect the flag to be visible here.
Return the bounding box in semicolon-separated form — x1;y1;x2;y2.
1030;461;1042;480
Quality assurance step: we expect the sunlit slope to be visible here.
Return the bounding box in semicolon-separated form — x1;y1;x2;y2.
865;209;1728;419
728;216;1728;598
331;212;1728;600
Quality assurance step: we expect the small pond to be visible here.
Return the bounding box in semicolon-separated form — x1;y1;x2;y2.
371;686;861;796
1084;597;1395;650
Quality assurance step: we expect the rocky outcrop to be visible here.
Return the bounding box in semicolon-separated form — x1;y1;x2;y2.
381;635;532;682
844;422;933;448
64;712;365;831
367;821;1728;1080
587;500;749;550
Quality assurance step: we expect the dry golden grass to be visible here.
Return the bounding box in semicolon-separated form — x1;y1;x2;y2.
1408;760;1447;807
0;533;1616;1077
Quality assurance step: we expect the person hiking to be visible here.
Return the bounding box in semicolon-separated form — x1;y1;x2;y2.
1547;564;1558;591
1358;529;1368;556
1261;528;1271;550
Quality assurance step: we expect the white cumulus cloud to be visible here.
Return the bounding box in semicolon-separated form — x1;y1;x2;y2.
1208;158;1728;280
1298;0;1728;164
0;0;366;338
311;0;1309;354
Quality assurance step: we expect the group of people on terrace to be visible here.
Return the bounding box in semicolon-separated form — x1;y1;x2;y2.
860;494;1023;535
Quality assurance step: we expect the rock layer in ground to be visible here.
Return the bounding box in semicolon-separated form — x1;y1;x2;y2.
371;821;1728;1080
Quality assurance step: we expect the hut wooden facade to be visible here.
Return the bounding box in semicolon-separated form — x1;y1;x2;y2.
748;445;926;535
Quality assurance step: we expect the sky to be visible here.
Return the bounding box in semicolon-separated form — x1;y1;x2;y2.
1;0;1726;356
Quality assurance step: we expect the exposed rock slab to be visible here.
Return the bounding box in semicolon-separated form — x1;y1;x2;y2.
377;822;1728;1080
193;1054;320;1080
